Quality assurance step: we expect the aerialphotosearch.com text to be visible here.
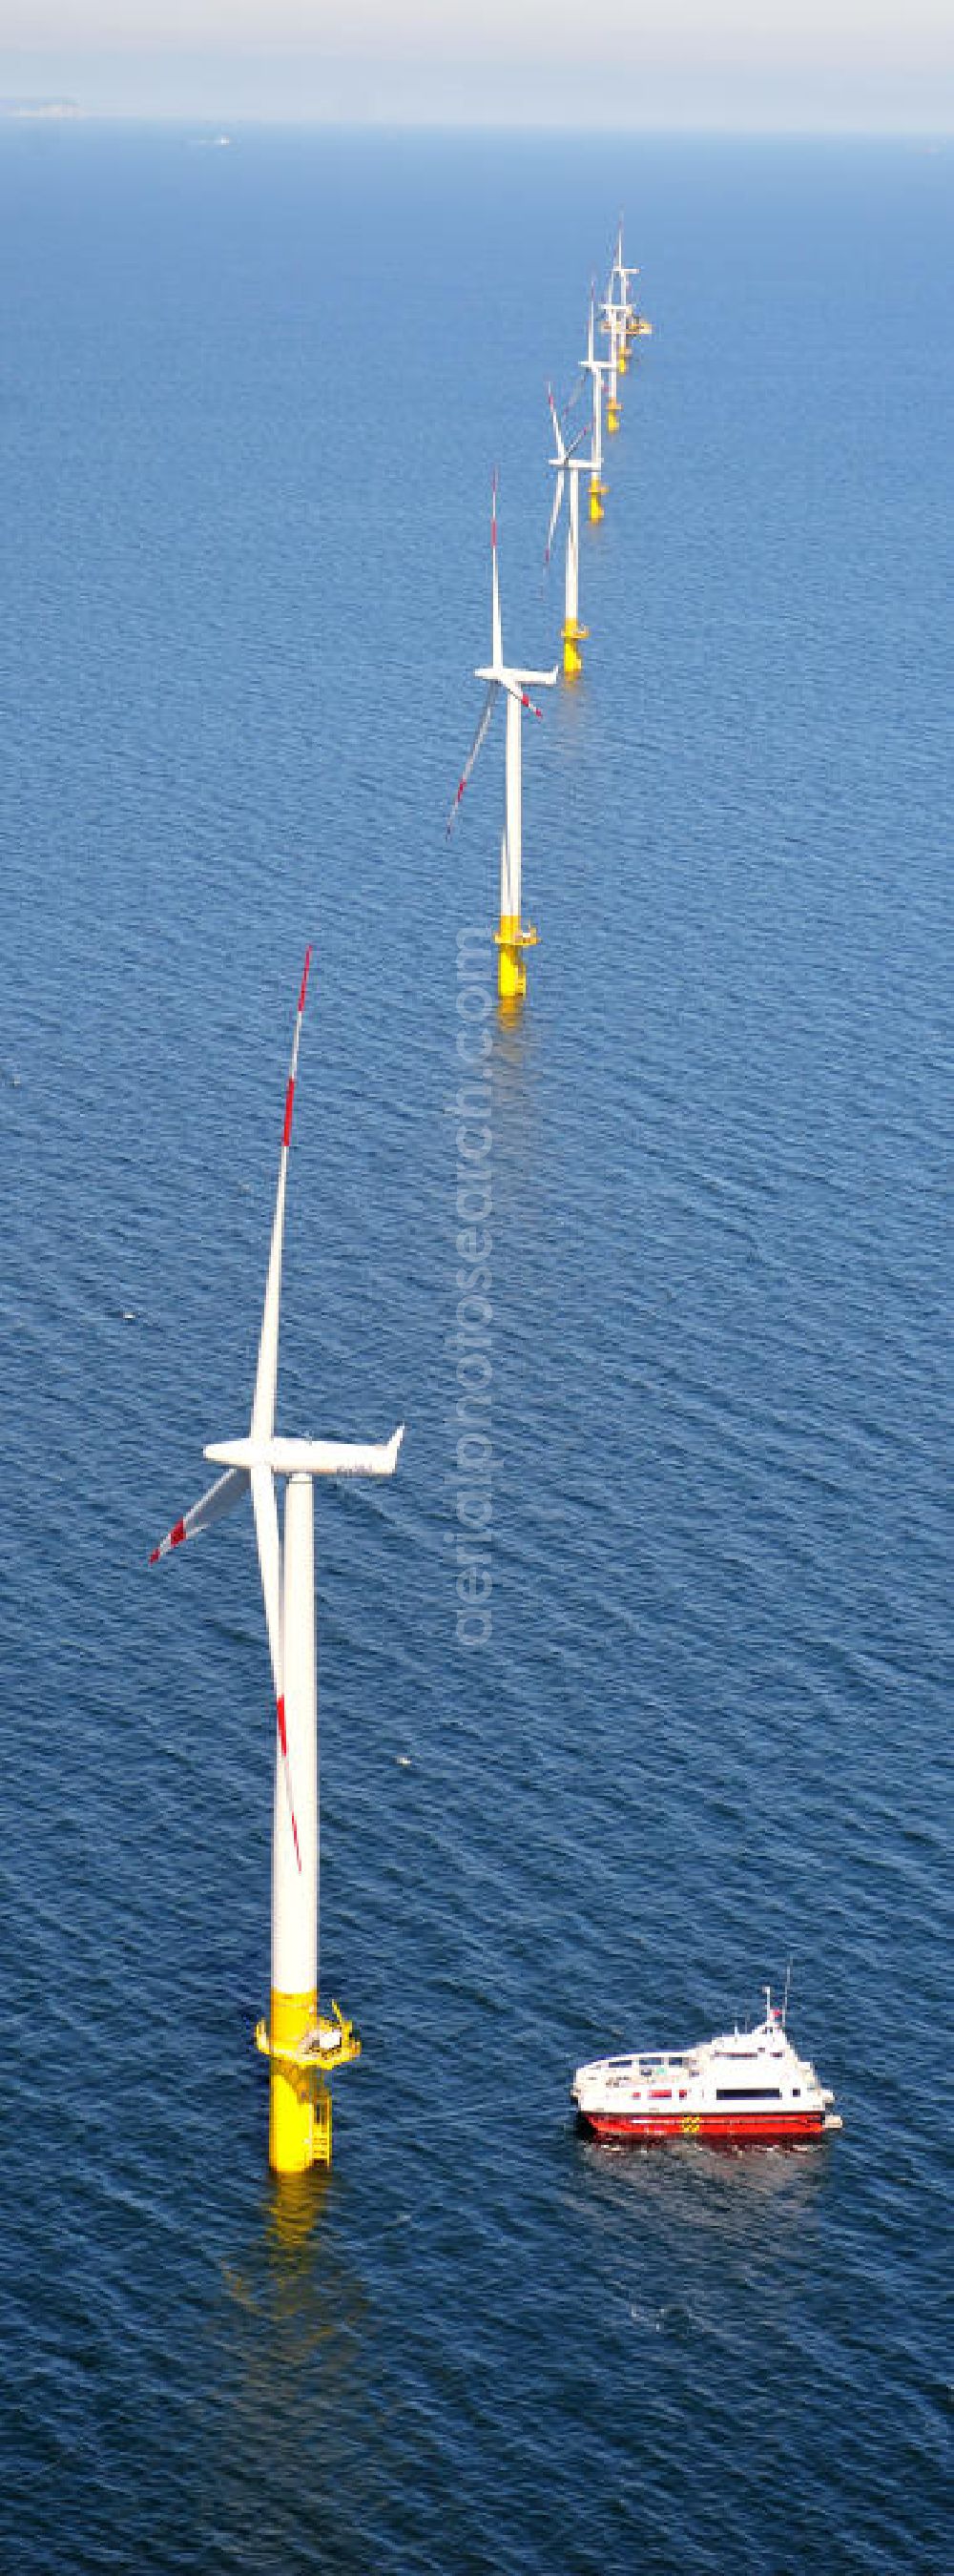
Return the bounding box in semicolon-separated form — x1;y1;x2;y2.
446;925;493;1647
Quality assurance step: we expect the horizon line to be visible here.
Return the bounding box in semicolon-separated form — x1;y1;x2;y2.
1;109;950;140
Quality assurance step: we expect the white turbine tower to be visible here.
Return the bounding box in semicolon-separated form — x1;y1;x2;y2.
545;385;591;678
150;952;404;2174
581;285;611;523
447;475;557;1004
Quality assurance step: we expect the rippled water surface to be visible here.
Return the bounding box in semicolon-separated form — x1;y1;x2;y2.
1;127;950;2573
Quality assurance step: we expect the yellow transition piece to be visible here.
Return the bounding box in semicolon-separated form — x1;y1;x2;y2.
562;619;588;678
495;915;539;1003
258;1989;361;2174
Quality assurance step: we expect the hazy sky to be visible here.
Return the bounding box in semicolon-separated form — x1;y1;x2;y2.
2;0;952;130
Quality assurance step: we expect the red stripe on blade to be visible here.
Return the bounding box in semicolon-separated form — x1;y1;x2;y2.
276;1699;302;1871
298;947;312;1015
149;1546;161;1565
282;1078;295;1146
170;1519;186;1549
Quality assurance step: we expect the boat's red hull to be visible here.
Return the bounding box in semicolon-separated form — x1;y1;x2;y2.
579;2109;826;2147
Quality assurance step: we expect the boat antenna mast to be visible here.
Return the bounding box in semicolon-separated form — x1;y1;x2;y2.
781;1959;794;2029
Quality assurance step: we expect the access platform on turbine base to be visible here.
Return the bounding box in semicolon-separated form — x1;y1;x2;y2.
561;619;589;678
256;1998;361;2172
495;918;538;1003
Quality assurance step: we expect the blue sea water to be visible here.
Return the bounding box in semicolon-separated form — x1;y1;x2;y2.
1;123;951;2574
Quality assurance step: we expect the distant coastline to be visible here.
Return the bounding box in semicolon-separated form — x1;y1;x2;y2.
0;98;82;121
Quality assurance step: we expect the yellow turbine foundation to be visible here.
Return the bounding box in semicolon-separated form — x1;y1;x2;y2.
607;400;621;435
268;1986;319;2174
561;618;588;678
589;479;606;526
257;1989;361;2174
617;346;629;376
495;915;538;1004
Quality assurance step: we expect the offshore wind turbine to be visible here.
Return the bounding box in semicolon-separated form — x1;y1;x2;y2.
545;385;591;678
150;953;404;2174
606;226;633;379
601;288;623;433
602;218;638;387
612;216;653;349
581;286;611;523
447;475;557;1004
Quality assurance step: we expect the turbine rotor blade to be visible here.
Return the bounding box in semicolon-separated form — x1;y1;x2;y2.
275;1689;301;1873
251;1462;282;1700
490;469;503;670
544;467;565;570
547;382;567;465
446;682;499;836
502;680;546;720
149;1465;250;1563
251;1459;302;1877
250;947;312;1450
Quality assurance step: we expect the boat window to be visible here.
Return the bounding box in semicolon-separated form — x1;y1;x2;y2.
716;2087;781;2101
650;2090;672;2101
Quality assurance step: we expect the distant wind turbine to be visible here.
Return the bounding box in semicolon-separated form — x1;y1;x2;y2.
581;286;611;522
601;286;624;432
606;224;632;381
151;953;404;2174
545;385;591;678
612;215;653;350
447;475;557;1004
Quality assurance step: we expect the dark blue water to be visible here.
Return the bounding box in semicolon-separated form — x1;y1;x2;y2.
2;126;950;2573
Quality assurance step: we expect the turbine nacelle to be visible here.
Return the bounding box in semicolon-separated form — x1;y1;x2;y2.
474;661;558;705
205;1431;404;1478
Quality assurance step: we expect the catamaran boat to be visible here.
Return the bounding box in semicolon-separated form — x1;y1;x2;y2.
571;1987;841;2148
